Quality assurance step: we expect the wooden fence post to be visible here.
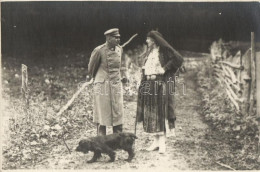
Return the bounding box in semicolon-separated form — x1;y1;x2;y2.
256;51;260;160
249;32;256;115
21;64;30;122
240;48;251;115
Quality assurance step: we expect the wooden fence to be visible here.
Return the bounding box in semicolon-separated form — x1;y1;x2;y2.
210;33;259;117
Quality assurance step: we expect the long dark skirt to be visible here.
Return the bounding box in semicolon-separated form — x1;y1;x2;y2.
137;74;177;133
137;79;167;133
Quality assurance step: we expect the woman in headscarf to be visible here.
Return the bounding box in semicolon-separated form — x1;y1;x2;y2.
136;30;183;153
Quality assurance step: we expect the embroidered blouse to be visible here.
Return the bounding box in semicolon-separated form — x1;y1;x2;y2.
143;47;165;75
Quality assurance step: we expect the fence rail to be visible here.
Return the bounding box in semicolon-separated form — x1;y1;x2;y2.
210;32;258;116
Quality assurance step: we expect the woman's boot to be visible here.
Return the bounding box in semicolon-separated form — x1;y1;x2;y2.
159;134;166;154
146;135;159;151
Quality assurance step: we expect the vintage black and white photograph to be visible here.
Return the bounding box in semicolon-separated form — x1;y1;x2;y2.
1;1;260;170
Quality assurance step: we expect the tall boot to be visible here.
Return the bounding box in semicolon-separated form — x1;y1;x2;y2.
146;135;159;151
113;124;123;133
159;134;166;154
97;124;106;136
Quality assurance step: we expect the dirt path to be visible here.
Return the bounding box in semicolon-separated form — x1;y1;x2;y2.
31;55;228;170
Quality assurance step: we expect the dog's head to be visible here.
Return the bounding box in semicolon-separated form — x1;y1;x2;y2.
119;132;138;139
118;132;138;147
75;139;93;154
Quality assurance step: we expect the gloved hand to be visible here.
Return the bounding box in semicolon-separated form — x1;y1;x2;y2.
86;75;91;82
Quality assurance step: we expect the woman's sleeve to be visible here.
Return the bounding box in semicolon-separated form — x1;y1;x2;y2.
163;48;184;72
88;48;101;79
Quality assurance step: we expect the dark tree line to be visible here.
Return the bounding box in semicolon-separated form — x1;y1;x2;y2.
2;1;260;57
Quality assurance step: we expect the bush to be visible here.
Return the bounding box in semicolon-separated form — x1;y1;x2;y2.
196;58;259;169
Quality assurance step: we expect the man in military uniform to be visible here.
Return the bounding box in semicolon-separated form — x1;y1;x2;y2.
88;28;126;135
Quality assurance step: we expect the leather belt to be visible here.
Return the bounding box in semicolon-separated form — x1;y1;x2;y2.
145;74;164;80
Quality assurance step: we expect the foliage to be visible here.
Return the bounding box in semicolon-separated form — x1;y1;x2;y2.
2;47;144;169
2;52;95;169
196;58;259;170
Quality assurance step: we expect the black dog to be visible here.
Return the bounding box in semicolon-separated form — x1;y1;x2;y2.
76;132;137;163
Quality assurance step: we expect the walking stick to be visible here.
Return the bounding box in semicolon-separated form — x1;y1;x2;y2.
56;79;94;116
134;75;143;135
121;34;138;48
134;113;138;135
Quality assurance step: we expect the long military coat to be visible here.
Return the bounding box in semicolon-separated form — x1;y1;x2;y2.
88;43;125;126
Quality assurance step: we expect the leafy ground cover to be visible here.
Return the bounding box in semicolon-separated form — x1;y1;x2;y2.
2;48;259;170
196;58;260;170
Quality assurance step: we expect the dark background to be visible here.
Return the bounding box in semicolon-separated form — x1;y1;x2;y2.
2;1;260;57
